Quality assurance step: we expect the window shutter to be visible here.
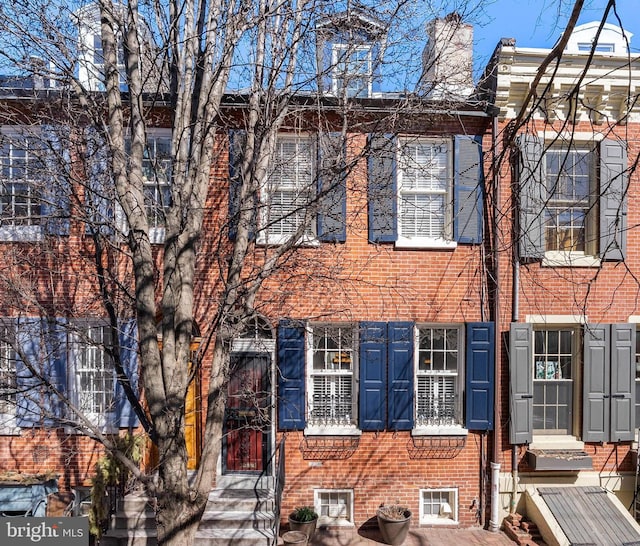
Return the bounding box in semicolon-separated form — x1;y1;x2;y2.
466;322;494;430
509;323;533;444
42;126;71;236
116;319;139;429
277;320;306;430
516;135;545;260
359;322;387;431
228;130;256;241
453;136;483;244
317;132;347;242
609;324;635;442
85;128;115;236
582;324;610;443
599;139;627;261
367;134;397;243
387;322;414;430
16;318;66;427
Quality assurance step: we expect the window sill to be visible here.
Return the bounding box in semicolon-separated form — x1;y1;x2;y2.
419;518;458;526
530;435;584;450
412;426;468;437
395;237;456;250
542;252;600;268
304;426;362;437
0;226;43;242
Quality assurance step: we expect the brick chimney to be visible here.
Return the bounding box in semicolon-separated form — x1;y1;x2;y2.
420;12;474;100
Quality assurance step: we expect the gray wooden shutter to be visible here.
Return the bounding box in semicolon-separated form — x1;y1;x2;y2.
583;324;610;443
453;135;483;244
509;323;533;444
609;324;635;442
516;135;545;260
317;132;347;242
367;134;397;243
599;139;627;261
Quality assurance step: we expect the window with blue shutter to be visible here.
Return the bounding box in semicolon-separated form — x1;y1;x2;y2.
359;322;387;431
465;322;494;430
367;133;397;243
277;320;306;430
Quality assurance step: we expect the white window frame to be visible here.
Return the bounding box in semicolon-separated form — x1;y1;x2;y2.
305;324;359;436
0;322;17;433
396;138;455;249
541;143;599;266
260;135;317;246
419;488;458;525
68;321;117;430
142;130;172;244
314;489;354;527
331;44;373;98
413;324;466;436
0;128;45;242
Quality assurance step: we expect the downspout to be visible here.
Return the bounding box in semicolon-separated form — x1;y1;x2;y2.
511;258;520;515
489;113;501;532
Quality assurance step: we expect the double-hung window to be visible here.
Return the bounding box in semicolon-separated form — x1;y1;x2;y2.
0;133;44;239
543;147;596;256
262;137;315;245
70;323;116;428
332;44;373;98
0;323;17;427
416;326;462;428
142;134;172;237
308;325;356;431
398;139;451;245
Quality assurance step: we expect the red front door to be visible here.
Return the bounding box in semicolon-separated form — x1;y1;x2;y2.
224;353;271;473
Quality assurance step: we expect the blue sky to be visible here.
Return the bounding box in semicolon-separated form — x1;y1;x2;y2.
472;0;640;75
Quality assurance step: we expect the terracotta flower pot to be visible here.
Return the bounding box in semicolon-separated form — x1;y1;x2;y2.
376;507;412;545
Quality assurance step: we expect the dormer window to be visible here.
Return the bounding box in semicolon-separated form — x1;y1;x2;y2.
332;44;373;98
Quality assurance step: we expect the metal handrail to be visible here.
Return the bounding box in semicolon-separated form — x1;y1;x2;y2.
271;436;286;545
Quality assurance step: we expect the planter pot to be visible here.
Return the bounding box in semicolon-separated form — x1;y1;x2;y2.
282;530;308;545
376;508;412;545
288;515;318;539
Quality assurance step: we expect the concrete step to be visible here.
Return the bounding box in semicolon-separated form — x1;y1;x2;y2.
110;510;157;529
205;488;276;512
216;475;275;490
193;527;276;546
99;527;158;546
197;508;275;530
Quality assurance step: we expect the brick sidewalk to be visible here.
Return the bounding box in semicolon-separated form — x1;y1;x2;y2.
280;526;516;545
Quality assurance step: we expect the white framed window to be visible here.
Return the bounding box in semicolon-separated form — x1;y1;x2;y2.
420;488;457;524
415;325;463;431
0;323;17;430
543;146;597;257
314;489;354;526
397;138;454;248
533;327;577;435
332;44;373;98
69;322;116;428
262;136;315;245
306;324;357;434
0;131;45;241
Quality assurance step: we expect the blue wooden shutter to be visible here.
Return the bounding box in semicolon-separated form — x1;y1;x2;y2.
228;130;256;241
583;324;610;443
16;318;66;427
116;319;139;429
359;322;387;431
599;139;627;261
516;135;545;260
42;126;71;236
278;320;306;430
465;322;494;430
367;134;397;243
317;132;347;242
85;128;115;236
509;323;533;444
453;136;483;244
609;324;635;442
387;322;414;430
